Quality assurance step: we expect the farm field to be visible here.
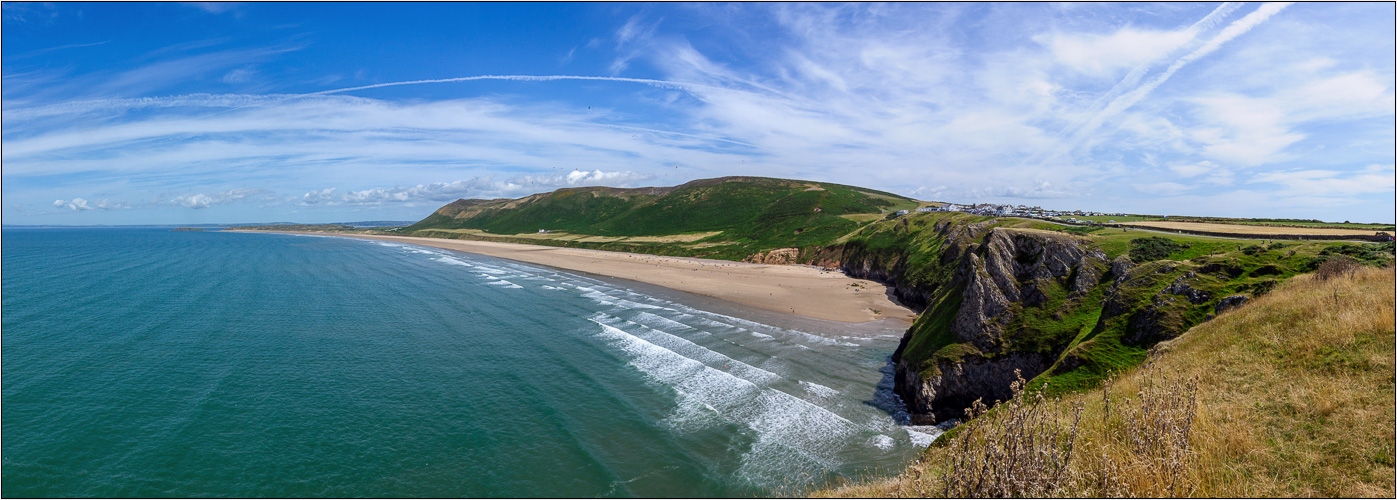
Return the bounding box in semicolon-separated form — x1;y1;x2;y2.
1160;216;1394;231
1072;215;1157;223
1120;220;1392;238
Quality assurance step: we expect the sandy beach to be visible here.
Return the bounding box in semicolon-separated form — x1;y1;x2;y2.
279;233;916;325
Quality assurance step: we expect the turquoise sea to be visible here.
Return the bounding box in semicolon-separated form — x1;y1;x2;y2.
2;228;936;497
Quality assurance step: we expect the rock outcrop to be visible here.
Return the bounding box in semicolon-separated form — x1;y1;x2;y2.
821;216;1274;425
1215;294;1250;315
1163;272;1211;304
894;350;1050;424
891;228;1107;422
744;247;800;265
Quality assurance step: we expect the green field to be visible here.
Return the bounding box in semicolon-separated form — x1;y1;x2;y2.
1138;215;1392;231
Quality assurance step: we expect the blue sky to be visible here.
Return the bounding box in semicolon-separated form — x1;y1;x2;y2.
3;2;1393;225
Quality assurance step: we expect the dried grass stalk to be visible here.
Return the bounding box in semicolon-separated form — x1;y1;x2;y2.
940;370;1084;497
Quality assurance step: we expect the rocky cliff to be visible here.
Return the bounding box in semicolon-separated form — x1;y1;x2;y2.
886;226;1109;422
817;214;1304;424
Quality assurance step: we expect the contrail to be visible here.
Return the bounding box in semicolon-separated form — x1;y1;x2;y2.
7;74;769;128
1044;2;1292;165
1024;2;1242;167
303;74;753;98
597;122;759;148
1089;2;1243;117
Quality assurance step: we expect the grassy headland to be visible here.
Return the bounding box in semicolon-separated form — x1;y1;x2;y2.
260;177;1390;404
241;176;1395;494
815;265;1395;497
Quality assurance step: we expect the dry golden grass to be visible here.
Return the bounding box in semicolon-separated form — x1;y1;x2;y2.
814;265;1395;498
1121;220;1390;237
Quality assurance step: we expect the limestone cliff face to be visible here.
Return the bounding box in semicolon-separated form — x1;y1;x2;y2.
828;247;935;311
744;247;801;265
890;227;1107;423
816;217;1256;424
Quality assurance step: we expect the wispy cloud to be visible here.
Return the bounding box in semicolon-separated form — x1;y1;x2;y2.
332;170;653;206
3;3;1391;224
1039;2;1287;164
53;198;131;211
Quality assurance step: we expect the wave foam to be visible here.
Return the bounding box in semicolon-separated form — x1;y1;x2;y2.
905;426;944;448
801;381;840;399
434;256;472;267
871;434;895;450
588;317;859;487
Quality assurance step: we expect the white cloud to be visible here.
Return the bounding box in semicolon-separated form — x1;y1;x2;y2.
1167;161;1216;178
94;199;131;210
1042;28;1195;78
1248;165;1395;197
339;170;653;205
1134;182;1192;196
170;188;267;209
52;197;130;211
173;193;215;209
908;185;947;200
53;198;93;211
563;169;648;185
4;3;1391;224
1187;94;1304;166
186;3;241;15
221;67;255;84
301;188;337;206
1045;3;1292;163
964;180;1074;200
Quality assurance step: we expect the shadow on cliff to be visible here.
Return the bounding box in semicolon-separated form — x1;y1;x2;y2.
863;356;912;425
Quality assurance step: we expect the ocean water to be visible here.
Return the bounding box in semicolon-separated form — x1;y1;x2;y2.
2;228;933;497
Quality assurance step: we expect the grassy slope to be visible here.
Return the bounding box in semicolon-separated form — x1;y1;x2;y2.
817;265;1395;497
837;213;1389;396
402;177;918;260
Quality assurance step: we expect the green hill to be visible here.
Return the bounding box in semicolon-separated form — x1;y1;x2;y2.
399;176;1393;439
402;176;918;259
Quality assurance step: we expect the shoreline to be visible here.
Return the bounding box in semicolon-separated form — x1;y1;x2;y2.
236;231;916;326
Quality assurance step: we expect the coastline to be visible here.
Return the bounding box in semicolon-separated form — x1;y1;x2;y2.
236;231;916;326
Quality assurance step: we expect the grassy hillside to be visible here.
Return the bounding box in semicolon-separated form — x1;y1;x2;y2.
816;265;1395;497
401;176;917;259
387;178;1396;494
831;212;1391;399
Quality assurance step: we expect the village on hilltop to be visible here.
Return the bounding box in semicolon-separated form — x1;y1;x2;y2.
897;202;1125;224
